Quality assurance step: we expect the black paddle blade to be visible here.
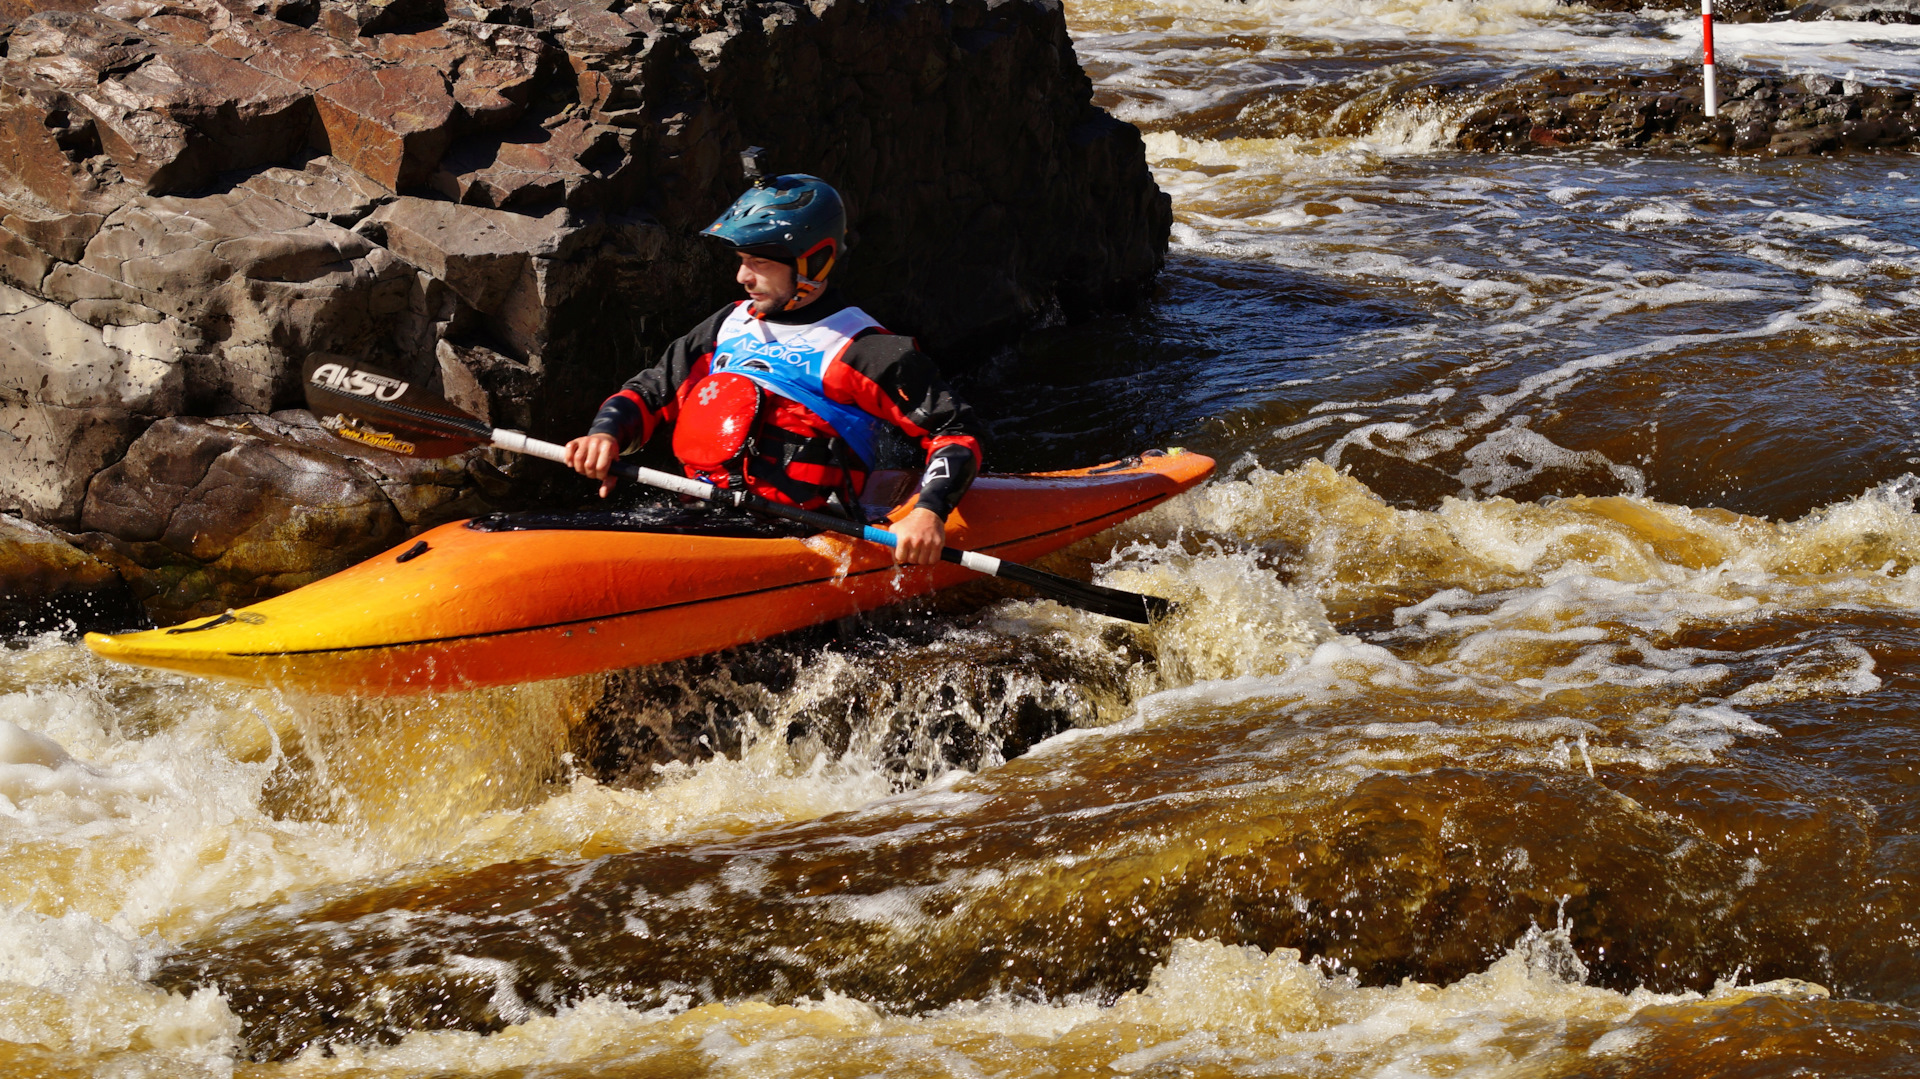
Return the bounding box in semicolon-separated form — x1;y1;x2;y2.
301;354;492;459
989;560;1175;624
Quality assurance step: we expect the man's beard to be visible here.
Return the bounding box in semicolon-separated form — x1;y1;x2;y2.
749;283;796;316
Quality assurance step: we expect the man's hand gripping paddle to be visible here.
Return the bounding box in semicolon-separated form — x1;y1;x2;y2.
302;356;1174;624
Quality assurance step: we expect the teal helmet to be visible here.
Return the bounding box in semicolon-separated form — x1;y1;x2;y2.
702;174;845;307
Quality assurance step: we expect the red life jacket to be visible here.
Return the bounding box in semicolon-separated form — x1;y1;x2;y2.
673;303;888;515
671;372;764;490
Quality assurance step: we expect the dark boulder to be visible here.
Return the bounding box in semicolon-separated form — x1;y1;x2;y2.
72;411;502;619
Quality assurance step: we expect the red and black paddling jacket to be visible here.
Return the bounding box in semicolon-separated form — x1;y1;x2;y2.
588;290;983;519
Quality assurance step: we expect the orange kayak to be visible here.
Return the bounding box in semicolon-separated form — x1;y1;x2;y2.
84;451;1213;694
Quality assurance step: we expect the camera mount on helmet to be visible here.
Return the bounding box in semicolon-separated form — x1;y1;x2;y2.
740;146;769;185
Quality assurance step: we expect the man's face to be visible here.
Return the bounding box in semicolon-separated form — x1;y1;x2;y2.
736;254;796;316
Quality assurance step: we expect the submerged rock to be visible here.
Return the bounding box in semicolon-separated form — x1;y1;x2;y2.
150;747;1901;1060
0;0;1170;622
576;616;1147;786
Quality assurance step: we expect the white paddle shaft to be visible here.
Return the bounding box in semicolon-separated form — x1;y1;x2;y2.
490;430;719;501
488;428;930;553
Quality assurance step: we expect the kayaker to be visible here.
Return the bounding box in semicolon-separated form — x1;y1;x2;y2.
564;173;982;566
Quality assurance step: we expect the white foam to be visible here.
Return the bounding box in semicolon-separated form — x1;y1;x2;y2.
0;718;73;769
1767;211;1871;232
1080;0;1920;88
1588;10;1920;80
0;906;240;1064
1099;463;1920;777
1074;0;1570;41
0;683;392;940
446;956;534;1025
1455;422;1647;499
265;928;1833;1078
1673;15;1920;51
1608;202;1701;231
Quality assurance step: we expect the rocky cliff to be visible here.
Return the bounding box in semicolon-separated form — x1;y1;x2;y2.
0;0;1170;624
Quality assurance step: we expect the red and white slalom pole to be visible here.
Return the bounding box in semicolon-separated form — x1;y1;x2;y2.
1702;0;1718;117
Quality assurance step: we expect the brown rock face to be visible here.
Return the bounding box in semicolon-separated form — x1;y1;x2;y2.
0;0;1170;623
359;197;585;360
0;512;138;630
82;38;313;192
0;281;185;526
315;64;456;188
74;412;491;615
0;8;318;206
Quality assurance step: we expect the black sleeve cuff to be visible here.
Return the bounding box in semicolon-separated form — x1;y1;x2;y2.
588;396;645;448
912;445;978;519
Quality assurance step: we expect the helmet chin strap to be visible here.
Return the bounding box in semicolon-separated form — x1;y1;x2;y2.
783;273;825;311
781;245;834;312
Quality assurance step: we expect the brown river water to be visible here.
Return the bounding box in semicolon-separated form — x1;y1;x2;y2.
7;1;1920;1075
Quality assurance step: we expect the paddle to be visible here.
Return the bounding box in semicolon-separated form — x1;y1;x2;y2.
301;356;1173;623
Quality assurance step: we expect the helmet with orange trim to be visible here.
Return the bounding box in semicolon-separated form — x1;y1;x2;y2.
701;174;846;310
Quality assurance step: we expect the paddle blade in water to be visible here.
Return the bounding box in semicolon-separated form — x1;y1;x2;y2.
302;354;493;459
989;558;1174;623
